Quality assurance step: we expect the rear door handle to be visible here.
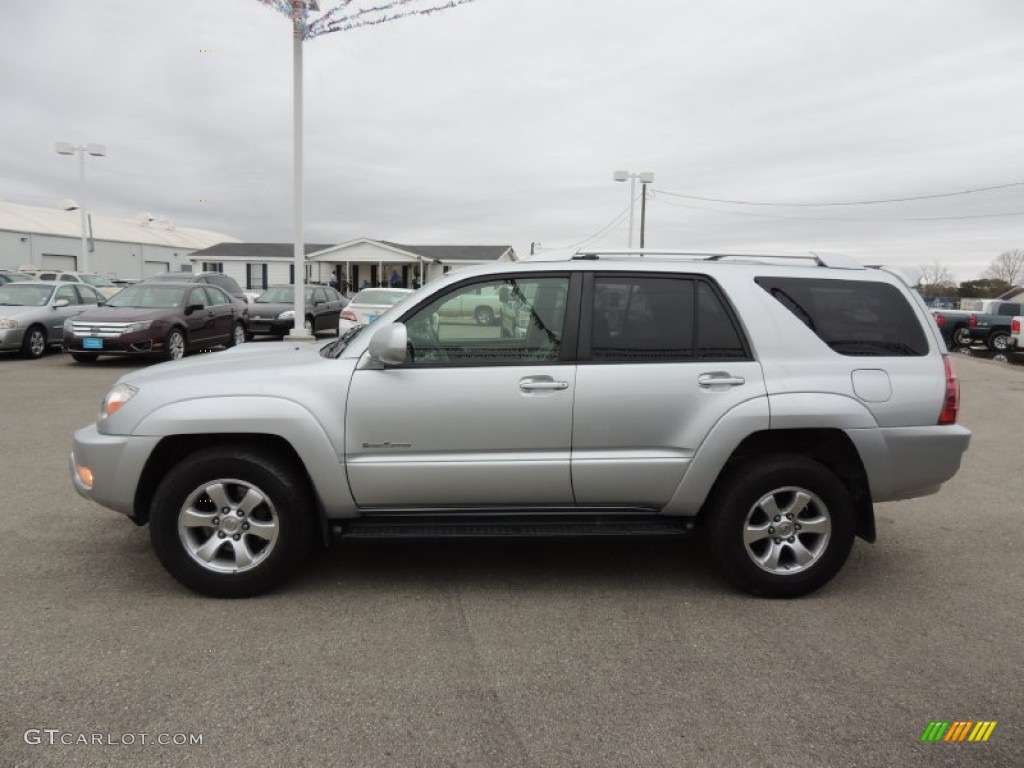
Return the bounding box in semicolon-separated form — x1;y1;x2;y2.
520;376;569;392
698;373;746;388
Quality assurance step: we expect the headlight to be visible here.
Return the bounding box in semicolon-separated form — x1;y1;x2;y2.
100;383;138;420
122;321;152;334
277;310;295;320
0;318;17;330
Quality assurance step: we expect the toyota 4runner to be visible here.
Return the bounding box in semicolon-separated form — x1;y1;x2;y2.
70;250;971;598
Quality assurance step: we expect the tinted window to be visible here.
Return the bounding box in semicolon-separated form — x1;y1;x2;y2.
404;276;569;365
696;282;747;359
756;277;928;356
590;276;695;361
313;288;328;304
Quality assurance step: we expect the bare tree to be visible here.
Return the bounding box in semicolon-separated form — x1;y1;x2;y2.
918;261;956;296
983;249;1024;286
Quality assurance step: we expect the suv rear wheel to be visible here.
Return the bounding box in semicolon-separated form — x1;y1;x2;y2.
706;455;855;598
149;447;314;598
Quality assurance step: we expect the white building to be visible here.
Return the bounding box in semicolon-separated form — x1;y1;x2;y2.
188;238;518;292
0;200;240;279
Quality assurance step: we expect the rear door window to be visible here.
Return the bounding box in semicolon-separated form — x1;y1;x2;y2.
584;275;749;362
755;277;929;356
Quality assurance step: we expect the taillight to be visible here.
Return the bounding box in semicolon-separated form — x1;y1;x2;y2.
936;315;945;326
968;314;977;327
939;355;959;425
340;309;358;321
1013;318;1021;334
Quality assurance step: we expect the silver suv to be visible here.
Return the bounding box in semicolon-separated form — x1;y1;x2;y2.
69;250;971;598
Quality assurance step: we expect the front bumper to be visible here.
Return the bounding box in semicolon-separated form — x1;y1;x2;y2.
70;425;161;519
64;330;164;356
246;318;292;336
0;327;27;351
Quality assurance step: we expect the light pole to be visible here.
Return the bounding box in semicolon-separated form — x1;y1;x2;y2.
55;142;106;273
613;170;654;248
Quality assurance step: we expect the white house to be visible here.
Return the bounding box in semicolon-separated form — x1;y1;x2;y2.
0;200;240;279
189;238;517;293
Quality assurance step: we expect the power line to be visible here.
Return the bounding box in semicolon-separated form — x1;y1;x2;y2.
562;199;636;249
654;196;1024;222
652;181;1024;207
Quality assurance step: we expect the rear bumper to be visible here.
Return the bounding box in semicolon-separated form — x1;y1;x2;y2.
851;425;972;502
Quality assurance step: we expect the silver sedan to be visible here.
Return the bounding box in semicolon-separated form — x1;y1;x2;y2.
0;280;106;359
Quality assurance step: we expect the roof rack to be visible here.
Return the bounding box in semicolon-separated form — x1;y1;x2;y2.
560;249;864;270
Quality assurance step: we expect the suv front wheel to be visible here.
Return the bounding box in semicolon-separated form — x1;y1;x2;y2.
706;455;855;598
149;447;314;598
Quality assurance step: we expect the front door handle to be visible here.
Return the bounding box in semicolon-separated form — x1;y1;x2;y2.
520;376;569;392
698;372;746;388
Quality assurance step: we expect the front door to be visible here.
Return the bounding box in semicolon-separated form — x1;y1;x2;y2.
345;273;576;509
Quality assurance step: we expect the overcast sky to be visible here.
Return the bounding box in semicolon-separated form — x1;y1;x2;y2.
2;0;1022;280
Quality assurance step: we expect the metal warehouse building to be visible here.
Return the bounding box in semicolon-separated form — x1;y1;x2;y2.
0;200;240;280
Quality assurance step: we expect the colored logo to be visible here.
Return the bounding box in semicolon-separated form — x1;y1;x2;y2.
920;721;997;742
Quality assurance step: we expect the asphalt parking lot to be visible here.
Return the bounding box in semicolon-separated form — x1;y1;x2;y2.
1;348;1021;767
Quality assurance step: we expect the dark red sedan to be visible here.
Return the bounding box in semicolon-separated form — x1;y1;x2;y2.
63;282;248;362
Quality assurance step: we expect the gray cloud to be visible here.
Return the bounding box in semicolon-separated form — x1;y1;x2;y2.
1;0;1021;281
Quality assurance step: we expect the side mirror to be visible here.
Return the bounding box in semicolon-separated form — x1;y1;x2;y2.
185;303;204;315
53;299;71;308
367;323;408;367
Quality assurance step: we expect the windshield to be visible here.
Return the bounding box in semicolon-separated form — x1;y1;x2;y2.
0;284;55;306
106;285;185;308
256;286;313;303
352;289;410;307
80;274;116;288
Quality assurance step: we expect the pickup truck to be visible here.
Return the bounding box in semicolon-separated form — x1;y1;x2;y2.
961;301;1024;351
933;301;1022;349
1009;316;1024;358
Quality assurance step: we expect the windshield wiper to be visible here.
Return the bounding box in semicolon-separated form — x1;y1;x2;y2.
321;324;366;358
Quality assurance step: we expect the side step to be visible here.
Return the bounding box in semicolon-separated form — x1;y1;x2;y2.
331;514;694;540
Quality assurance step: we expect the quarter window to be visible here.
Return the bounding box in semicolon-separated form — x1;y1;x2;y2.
756;277;929;356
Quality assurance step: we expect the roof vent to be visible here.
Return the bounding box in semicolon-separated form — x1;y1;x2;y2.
58;199;79;211
136;212;155;225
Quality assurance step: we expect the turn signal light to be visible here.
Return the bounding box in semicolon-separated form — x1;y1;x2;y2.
939;355;959;425
77;465;94;488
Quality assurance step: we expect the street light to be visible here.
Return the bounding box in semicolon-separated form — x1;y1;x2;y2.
613;170;654;248
56;142;106;273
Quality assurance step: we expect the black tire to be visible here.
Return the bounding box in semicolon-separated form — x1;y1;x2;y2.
705;455;855;598
20;325;47;359
149;447;314;598
951;327;972;347
227;321;246;348
987;331;1009;352
71;352;99;363
474;306;495;325
164;328;186;361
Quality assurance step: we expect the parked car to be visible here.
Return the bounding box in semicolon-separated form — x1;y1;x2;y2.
63;282;247;362
0;270;32;285
338;288;414;333
69;250;971;599
144;271;249;304
18;269;122;299
933;301;1022;348
0;280;106;358
247;284;349;339
959;301;1024;351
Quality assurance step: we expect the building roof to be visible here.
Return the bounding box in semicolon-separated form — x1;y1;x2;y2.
191;239;515;263
380;242;514;262
0;200;240;249
189;242;335;259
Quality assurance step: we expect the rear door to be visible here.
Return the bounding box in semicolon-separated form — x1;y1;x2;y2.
346;273;579;508
203;286;235;343
571;273;766;508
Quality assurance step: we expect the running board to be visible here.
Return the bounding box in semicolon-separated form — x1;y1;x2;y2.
330;514;694;540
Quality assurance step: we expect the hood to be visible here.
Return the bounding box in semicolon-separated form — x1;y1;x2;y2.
248;301;295;316
102;340;357;436
74;306;181;323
